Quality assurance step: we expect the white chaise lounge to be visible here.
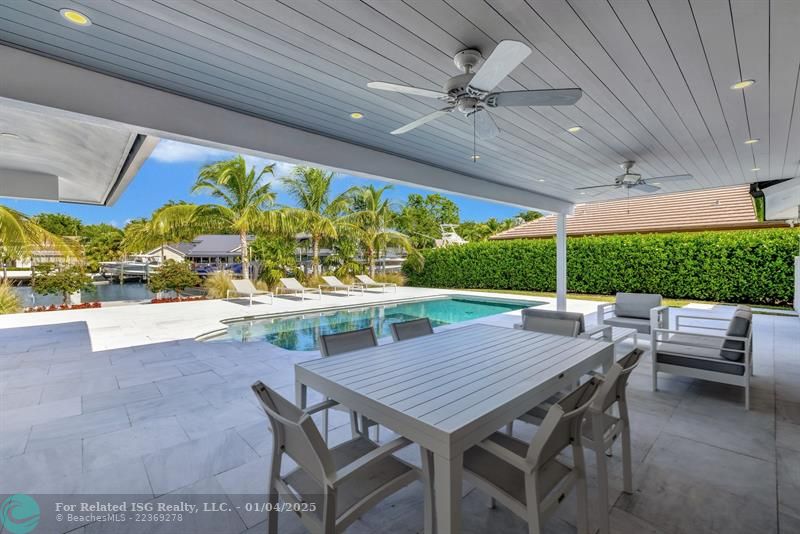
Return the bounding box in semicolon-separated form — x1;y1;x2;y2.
226;279;273;306
320;276;363;296
278;277;322;301
355;274;397;293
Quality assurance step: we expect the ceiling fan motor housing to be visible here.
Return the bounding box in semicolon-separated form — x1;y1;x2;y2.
453;48;482;73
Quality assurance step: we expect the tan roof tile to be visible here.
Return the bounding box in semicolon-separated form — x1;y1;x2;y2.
491;185;785;240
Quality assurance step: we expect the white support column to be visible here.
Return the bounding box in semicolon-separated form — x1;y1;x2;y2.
556;212;567;311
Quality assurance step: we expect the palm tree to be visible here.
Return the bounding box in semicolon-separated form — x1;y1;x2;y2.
0;206;78;280
190;156;278;279
122;204;198;261
344;185;421;276
280;167;350;275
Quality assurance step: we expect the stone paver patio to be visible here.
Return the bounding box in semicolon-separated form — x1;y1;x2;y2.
0;288;798;533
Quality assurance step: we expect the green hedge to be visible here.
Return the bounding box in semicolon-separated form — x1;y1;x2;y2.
403;228;800;306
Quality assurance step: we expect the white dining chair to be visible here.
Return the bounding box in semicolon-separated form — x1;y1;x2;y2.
318;327;380;442
389;317;434;341
251;381;424;534
461;377;603;534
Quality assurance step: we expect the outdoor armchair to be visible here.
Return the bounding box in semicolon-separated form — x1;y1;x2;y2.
251;382;424;534
355;274;398;293
226;278;273;306
651;305;753;408
320;276;363;296
278;277;322;301
597;292;668;335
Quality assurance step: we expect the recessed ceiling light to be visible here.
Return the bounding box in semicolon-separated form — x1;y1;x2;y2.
537;179;546;182
567;126;582;133
470;154;480;161
744;138;759;144
349;112;364;119
60;8;91;26
751;167;760;171
651;182;661;186
730;79;755;90
579;192;586;195
0;132;19;139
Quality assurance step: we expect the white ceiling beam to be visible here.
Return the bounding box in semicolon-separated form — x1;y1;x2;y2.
0;44;573;213
0;168;59;202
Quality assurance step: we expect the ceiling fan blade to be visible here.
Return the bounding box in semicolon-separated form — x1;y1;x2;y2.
468;40;532;93
391;108;453;135
574;184;619;190
649;174;693;182
367;81;448;99
633;183;660;193
474;109;500;140
486;88;583;108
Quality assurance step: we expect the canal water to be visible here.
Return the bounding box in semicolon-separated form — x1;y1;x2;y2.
13;282;157;307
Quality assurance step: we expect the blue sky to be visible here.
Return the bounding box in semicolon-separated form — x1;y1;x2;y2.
1;139;524;226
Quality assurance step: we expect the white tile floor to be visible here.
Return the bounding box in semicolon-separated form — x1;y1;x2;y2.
0;289;798;533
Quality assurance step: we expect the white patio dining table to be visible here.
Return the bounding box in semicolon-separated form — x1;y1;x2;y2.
294;323;614;534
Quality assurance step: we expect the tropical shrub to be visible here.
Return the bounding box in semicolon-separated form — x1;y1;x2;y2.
0;281;22;314
403;228;800;306
372;272;406;286
32;263;94;305
204;271;235;299
148;260;201;296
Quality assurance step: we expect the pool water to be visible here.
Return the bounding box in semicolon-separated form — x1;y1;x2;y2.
207;296;542;351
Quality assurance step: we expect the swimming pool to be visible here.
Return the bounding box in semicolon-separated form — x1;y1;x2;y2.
202;296;543;351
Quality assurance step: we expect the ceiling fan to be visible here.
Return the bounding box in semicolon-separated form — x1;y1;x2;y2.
367;40;583;140
575;161;693;195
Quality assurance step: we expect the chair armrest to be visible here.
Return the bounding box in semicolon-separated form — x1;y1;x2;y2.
676;314;730;331
304;399;339;415
652;328;751;364
650;305;670;329
597;303;615;324
582;324;612;340
330;436;412;487
475;437;530;472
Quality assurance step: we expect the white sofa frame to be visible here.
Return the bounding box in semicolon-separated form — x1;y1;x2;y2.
597;301;670;337
651;314;752;409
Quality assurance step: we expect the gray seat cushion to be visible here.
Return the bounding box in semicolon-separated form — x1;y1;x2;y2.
720;309;752;361
656;334;745;376
614;292;662;320
603;315;652;334
656;353;746;376
522;308;586;333
463;432;571;504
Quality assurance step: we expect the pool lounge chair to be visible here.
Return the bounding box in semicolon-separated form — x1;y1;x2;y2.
320;276;363;296
278;277;322;301
355;274;398;293
227;279;273;306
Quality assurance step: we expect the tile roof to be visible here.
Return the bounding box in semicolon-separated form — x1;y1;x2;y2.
491;185;785;240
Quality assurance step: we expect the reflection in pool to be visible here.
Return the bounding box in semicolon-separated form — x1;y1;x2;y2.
205;296;543;351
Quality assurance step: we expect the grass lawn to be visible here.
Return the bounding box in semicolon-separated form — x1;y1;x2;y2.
459;288;794;312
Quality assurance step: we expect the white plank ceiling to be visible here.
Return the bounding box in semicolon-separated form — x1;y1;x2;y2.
0;0;798;205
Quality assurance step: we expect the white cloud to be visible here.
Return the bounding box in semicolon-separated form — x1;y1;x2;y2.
150;140;295;184
149;139;228;163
